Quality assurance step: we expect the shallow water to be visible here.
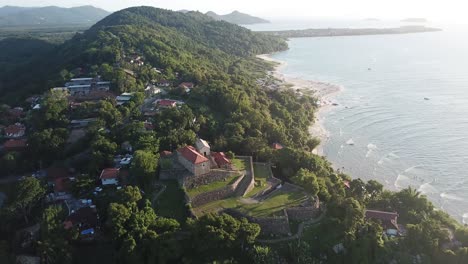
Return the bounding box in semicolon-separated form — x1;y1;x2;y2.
251;21;468;223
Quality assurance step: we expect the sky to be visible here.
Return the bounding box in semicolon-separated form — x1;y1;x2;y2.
2;0;467;22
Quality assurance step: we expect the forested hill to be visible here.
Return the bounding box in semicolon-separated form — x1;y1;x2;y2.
0;6;287;101
205;10;270;25
0;5;110;27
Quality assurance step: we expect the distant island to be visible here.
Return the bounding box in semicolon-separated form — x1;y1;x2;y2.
0;5;109;27
364;18;381;21
263;26;441;38
205;10;269;25
401;18;428;23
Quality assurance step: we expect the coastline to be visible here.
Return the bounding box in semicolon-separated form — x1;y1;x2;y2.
257;54;342;156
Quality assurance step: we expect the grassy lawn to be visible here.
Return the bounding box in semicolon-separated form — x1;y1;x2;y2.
246;163;272;198
186;174;240;198
238;190;307;217
194;189;308;218
231;158;247;171
153;180;189;222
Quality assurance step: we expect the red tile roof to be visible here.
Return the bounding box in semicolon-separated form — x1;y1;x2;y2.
177;146;209;165
365;210;399;230
3;139;27;150
212;152;231;167
158;100;177;107
272;143;284;150
179;82;194;89
100;168;120;180
4;124;25;135
160;150;173;158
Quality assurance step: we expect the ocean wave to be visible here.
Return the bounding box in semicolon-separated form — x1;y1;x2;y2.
394;174;410;189
440;193;463;201
366;143;377;158
418;182;438;195
463;213;468;224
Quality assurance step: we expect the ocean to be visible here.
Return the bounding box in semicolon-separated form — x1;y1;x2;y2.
246;20;468;223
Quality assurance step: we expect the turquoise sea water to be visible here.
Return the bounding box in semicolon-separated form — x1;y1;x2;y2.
248;21;468;223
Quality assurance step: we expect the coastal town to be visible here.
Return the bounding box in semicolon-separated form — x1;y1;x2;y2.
0;47;416;263
1;5;467;264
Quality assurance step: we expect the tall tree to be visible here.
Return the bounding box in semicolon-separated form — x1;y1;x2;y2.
6;177;45;224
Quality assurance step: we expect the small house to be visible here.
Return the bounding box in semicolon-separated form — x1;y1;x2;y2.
156;80;171;87
64;206;99;240
179;82;195;93
271;143;284;150
212;152;232;169
365;210;400;236
3;139;27;152
157;99;177;108
177;146;211;176
99;168;120;185
4;123;26;138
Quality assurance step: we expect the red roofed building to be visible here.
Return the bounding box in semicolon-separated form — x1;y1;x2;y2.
177;146;210;176
3;139;27;151
157;99;177;108
160;150;173;158
179;82;195;92
4;123;26;138
212;152;232;169
99;168;120;185
365;210;400;234
271;143;284;150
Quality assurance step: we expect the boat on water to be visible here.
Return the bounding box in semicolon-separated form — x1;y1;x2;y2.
346;139;355;146
424;97;430;100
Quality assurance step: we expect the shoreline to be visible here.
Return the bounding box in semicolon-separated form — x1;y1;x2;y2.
257;54;342;156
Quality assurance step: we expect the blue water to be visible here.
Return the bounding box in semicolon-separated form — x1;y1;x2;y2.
249;21;468;223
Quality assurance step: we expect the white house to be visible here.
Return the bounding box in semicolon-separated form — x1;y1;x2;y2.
99;168;120;185
195;138;211;157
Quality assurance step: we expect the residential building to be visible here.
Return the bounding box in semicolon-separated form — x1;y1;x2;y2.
212;152;232;169
63;206;99;240
195;138;211;157
99;168;120;185
156;80;171;87
3;139;27;152
179;82;195;93
64;77;110;96
4;123;26;138
271;143;284;150
157;99;177;108
177;146;211;176
116;93;134;106
365;210;400;235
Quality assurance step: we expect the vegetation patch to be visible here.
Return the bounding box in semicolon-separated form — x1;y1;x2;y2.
186;174;241;198
153;180;189;222
246;163;272;198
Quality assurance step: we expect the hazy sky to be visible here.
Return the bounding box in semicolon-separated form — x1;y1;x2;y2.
2;0;467;22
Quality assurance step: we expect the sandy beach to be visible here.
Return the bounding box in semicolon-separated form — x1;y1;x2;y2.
257;54;342;156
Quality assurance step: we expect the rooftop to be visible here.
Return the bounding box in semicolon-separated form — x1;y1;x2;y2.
100;168;120;180
365;210;399;230
177;146;209;165
3;139;27;149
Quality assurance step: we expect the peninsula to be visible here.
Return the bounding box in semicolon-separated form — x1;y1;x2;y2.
263;25;441;38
